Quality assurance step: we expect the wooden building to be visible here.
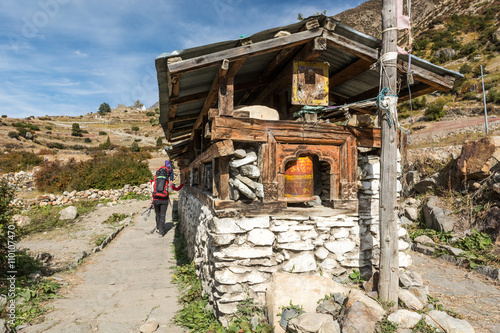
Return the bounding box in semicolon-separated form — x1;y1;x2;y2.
155;15;461;214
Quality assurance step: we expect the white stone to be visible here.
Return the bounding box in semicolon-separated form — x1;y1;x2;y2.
234;105;280;120
290;225;314;231
236;216;269;231
211;234;235;246
332;228;349;239
319;258;338;270
248;229;275;246
424;310;475;333
246;270;268;284
283;253;317;273
215;269;240;284
398;227;408;238
399;289;423;310
228;266;252;274
139;318;159;333
217;301;238;314
399;252;412;267
311;216;356;228
300;229;318;240
217;244;272;259
387;310;422;329
233;178;256;200
59;206;78;220
324;240;356;255
277;230;301;243
277;240;314;251
239;165;260;178
399;239;410;250
288;313;337;333
314;247;329;260
230;151;257;168
211;217;245;234
233;149;246;158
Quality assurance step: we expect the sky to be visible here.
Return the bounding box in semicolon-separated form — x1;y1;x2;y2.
0;0;364;118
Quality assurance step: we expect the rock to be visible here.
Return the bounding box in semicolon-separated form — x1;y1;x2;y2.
422;197;457;232
476;206;500;245
233;149;246;159
59;206;78;220
139;318;159;333
342;297;385;333
0;319;7;333
434;48;456;59
399;288;423;310
424;310;475;333
408;286;430;304
414;177;436;194
314;247;329;260
235;174;264;198
324;240;356;255
266;272;349;333
288;313;336;333
305;195;322;207
457;136;500;180
400;216;413;225
316;299;342;317
283;253;317;273
228;179;240;201
247;229;275;246
387;309;422;329
493;27;500;43
399;270;423;288
234;105;280;120
12;214;31;227
240;165;260;178
318;319;341;333
230;151;258;168
210;217;245;234
404;207;419;222
232;178;256;200
405;171;420;187
414;235;435;246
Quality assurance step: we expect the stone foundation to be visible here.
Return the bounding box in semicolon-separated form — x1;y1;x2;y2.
177;151;411;323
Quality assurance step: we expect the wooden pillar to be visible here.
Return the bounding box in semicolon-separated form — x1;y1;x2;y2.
219;76;234;116
219;157;230;200
378;0;399;308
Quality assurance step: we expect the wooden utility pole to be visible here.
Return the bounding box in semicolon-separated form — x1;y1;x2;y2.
378;0;399;307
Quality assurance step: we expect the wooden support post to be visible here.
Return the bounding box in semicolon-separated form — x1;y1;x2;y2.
378;0;399;308
219;157;230;200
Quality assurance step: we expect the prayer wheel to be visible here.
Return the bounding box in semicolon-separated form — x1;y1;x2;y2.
284;155;314;200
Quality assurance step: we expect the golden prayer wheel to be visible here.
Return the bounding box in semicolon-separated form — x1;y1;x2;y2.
284;155;314;201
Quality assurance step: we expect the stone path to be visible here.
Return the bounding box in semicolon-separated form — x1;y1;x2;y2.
412;252;500;333
19;202;184;333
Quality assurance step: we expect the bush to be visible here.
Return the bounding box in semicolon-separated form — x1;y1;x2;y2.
81;130;89;134
99;136;111;150
38;148;54;155
0;151;43;173
84;138;92;143
146;111;155;116
14;121;40;131
156;137;163;147
131;126;139;132
1;115;7;118
45;125;52;130
98;131;107;135
150;117;159;126
464;92;478;101
98;102;111;115
459;64;472;74
425;98;447;121
35;151;151;192
8;131;19;139
71;123;82;137
131;141;140;152
46;142;65;149
486;88;500;104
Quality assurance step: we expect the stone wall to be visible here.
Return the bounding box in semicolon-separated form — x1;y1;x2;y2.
177;149;411;324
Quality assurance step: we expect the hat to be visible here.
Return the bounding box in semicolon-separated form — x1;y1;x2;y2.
165;160;172;169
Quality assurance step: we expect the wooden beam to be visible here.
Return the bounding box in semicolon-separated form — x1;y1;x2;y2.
398;59;455;91
191;59;230;140
191;139;235;166
170;133;191;142
219;156;230;200
253;36;328;105
167;29;324;75
237;45;301;106
329;58;373;90
218;58;246;116
169;113;199;123
323;29;379;62
398;83;436;102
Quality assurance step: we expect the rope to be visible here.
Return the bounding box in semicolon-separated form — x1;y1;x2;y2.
376;87;398;127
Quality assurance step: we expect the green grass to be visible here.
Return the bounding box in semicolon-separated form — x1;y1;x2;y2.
102;213;129;224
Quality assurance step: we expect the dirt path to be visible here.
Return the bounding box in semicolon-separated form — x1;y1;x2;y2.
412;252;500;333
18;201;183;333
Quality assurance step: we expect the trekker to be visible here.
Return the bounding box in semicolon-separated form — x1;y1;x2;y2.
150;160;184;237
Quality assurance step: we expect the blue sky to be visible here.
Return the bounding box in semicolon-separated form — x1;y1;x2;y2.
0;0;363;118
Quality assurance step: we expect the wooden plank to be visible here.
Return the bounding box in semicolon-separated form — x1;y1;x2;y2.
191;59;230;140
329;58;373;91
398;59;455;91
212;159;219;198
170;74;180;98
398;83;436;102
167;29;324;75
219;156;230;200
190;139;234;167
253;37;328;105
323;30;379;62
213;200;286;212
345;126;381;148
170;113;198;123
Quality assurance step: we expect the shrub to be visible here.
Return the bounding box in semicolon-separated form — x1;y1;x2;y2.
459;63;472;74
84;138;92;143
35;152;151;192
98;102;111;114
99;136;111;150
150;117;159;126
45;125;52;130
131;126;139;132
486;88;500;104
0;151;43;173
46;142;65;149
425;98;447;121
38;148;54;155
464;92;478;100
14;121;40;131
8;131;19;139
156;137;163;147
131;141;140;152
1;115;7;118
81;129;89;134
146;111;155;116
98;131;107;135
71;123;82;137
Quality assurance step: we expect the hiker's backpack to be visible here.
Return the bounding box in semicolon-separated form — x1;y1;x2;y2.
152;166;172;199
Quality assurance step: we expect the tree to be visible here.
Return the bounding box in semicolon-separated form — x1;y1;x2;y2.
131;126;139;133
98;102;111;115
71;123;83;137
133;100;144;108
131;141;140;152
